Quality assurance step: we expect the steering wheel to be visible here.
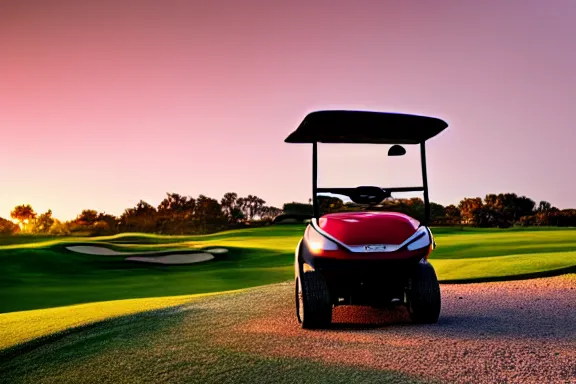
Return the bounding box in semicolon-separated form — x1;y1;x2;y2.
349;186;390;205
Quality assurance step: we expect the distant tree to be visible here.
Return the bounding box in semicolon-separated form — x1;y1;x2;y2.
220;192;243;224
430;202;446;224
67;210;118;235
251;195;266;220
518;215;536;226
534;200;559;226
93;213;119;235
536;201;553;213
97;212;119;226
481;193;535;227
283;202;314;216
35;210;55;233
235;197;247;217
0;217;20;235
158;193;194;216
10;204;37;232
404;198;425;220
458;197;484;226
259;206;283;221
220;192;238;216
120;200;158;233
551;209;576;227
318;196;344;214
258;206;269;221
374;197;425;221
157;193;195;234
515;195;536;219
237;195;266;221
482;194;503;226
75;209;99;226
497;193;534;225
229;207;245;224
91;220;110;236
194;195;226;233
5;191;570;235
270;206;283;218
48;219;70;235
444;204;461;225
135;200;156;214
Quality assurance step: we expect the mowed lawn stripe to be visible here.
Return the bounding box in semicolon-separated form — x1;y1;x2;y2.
432;250;576;281
1;226;575;314
0;290;242;350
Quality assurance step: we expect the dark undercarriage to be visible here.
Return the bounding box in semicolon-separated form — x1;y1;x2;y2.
297;237;431;306
312;257;424;307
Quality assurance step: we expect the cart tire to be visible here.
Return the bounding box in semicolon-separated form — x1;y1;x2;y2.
407;261;441;324
296;271;332;329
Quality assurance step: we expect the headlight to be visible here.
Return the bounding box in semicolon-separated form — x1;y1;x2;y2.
305;226;339;254
406;226;431;251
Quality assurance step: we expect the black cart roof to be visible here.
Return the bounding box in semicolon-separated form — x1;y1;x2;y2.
285;110;448;144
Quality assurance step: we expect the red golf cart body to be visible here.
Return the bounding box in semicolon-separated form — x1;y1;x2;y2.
285;110;448;328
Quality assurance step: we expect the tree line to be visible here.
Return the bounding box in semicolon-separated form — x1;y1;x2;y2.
282;193;576;228
0;191;574;236
1;192;282;236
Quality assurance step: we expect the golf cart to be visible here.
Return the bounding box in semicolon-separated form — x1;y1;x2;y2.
285;110;448;329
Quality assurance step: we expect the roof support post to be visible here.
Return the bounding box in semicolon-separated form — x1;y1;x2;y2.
312;141;320;219
420;141;430;225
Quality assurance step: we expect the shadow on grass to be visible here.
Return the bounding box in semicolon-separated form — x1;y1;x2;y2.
0;302;435;384
0;305;193;365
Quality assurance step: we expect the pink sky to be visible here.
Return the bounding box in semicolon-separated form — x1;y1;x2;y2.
1;0;575;221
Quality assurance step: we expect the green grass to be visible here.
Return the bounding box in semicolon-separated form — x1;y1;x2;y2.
1;225;575;381
0;300;432;384
0;290;238;349
433;251;576;281
1;226;575;316
0;246;294;313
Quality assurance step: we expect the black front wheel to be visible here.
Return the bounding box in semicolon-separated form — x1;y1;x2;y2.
407;261;441;324
295;271;332;329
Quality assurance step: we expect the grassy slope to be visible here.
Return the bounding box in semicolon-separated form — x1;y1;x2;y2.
3;276;575;383
0;291;237;350
1;226;576;315
0;246;292;313
0;286;433;384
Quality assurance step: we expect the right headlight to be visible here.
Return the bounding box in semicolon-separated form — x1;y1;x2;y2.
406;226;432;251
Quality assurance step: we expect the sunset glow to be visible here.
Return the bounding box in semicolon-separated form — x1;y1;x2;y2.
1;0;575;221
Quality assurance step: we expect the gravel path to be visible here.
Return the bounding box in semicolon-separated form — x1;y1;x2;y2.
194;274;576;384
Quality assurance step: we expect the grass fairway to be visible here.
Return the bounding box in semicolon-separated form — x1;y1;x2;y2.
1;226;576;315
0;285;432;384
0;226;575;382
0;291;237;349
2;276;574;384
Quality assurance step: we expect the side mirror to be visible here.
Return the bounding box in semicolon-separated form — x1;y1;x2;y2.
388;145;406;156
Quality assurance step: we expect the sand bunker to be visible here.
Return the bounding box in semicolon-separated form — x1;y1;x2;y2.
204;248;228;254
66;245;222;265
66;246;167;256
125;253;214;265
67;245;228;256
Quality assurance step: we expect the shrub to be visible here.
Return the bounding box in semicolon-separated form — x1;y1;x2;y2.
0;217;20;235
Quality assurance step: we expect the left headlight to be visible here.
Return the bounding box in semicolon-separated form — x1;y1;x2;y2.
304;226;339;254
